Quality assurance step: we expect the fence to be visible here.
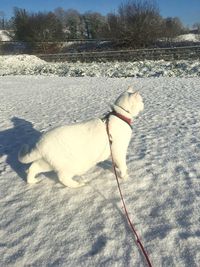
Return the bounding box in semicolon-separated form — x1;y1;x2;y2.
38;46;200;62
0;41;200;62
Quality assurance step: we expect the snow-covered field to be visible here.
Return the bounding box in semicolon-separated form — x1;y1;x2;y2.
174;33;200;42
0;75;200;266
0;55;200;78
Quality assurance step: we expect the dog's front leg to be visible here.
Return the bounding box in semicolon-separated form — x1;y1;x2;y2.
112;150;128;180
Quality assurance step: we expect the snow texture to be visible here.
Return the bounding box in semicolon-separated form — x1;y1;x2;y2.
0;30;11;41
0;76;200;267
174;34;200;42
0;55;200;78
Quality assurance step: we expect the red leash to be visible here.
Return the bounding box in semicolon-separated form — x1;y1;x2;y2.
106;121;153;267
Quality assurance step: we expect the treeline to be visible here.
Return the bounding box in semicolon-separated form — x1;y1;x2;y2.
0;0;194;48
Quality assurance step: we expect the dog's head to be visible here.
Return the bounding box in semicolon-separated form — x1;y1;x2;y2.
114;86;144;117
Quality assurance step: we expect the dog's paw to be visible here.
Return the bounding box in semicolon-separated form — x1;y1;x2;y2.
121;173;129;180
117;170;129;180
78;181;86;187
27;177;39;184
119;173;129;180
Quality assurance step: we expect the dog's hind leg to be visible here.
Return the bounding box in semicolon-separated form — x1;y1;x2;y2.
58;170;85;188
27;159;53;184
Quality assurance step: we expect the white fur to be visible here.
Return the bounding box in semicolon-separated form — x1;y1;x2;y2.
18;88;144;188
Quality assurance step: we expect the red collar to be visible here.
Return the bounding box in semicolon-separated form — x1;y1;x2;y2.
111;111;133;129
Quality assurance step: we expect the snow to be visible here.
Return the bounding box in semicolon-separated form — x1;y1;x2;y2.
0;30;12;41
174;34;200;42
0;76;200;266
0;55;200;78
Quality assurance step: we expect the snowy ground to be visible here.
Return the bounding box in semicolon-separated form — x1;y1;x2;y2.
174;34;200;42
0;76;200;266
0;30;12;41
0;55;200;78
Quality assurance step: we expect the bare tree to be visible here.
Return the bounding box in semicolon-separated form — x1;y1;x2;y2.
106;13;122;39
122;0;162;46
83;12;106;39
54;8;109;39
163;17;185;40
13;8;64;42
106;0;163;47
63;9;83;39
193;22;200;33
54;7;66;27
0;11;5;29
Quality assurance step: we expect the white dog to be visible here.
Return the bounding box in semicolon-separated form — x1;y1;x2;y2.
18;87;144;188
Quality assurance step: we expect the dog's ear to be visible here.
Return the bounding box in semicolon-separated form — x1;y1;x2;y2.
127;86;134;93
133;91;140;96
130;91;140;101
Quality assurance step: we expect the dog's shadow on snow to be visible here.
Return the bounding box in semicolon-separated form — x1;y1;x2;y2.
97;161;113;172
0;117;42;181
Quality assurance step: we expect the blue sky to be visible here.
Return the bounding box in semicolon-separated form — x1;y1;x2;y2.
0;0;200;27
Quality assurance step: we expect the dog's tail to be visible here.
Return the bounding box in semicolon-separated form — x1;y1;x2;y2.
18;144;41;164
